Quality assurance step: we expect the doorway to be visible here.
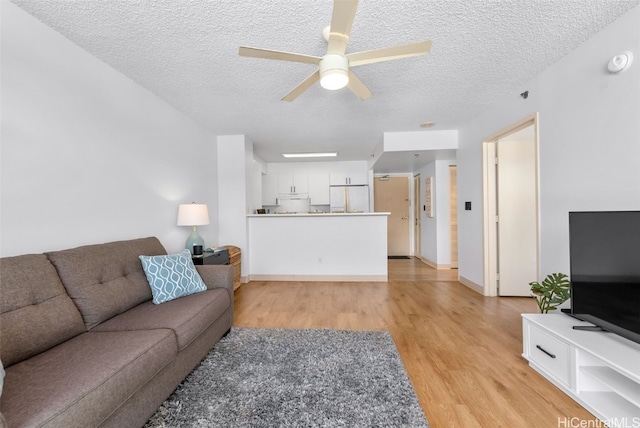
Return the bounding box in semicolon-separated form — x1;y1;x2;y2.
482;114;539;296
374;176;411;256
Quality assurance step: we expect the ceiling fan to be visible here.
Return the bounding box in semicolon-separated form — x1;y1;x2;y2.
238;0;432;102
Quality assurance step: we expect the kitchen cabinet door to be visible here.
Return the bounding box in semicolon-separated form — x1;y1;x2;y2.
262;174;279;206
329;172;369;186
278;174;308;194
308;173;330;205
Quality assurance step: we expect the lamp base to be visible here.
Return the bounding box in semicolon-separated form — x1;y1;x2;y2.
185;226;205;254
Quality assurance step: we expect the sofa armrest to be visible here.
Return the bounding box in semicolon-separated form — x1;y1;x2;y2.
196;265;234;302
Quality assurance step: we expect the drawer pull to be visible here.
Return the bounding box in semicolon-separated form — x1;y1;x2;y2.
536;345;556;359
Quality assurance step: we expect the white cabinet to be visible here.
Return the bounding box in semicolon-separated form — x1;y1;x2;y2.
262;174;279;206
278;174;308;195
329;172;368;186
522;314;640;422
308;173;330;205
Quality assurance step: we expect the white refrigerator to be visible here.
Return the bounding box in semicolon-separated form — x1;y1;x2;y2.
330;185;370;213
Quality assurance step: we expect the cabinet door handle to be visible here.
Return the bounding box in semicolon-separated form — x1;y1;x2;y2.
536;344;556;359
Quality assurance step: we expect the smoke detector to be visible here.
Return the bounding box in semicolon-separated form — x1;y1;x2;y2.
608;51;633;73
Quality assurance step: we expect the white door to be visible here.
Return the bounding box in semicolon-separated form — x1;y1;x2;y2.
496;126;538;296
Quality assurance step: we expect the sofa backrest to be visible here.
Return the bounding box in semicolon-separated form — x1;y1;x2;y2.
0;254;86;367
45;237;166;330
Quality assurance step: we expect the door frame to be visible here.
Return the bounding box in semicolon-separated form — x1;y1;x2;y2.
413;174;421;257
449;165;458;269
482;113;540;297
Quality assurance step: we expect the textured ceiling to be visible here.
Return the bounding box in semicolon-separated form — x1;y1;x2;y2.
9;0;640;171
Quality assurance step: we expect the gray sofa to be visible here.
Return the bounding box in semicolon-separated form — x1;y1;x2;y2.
0;237;234;428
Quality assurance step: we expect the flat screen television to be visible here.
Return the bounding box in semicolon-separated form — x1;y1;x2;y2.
567;211;640;344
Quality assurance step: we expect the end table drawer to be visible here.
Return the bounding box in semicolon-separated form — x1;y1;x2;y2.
528;324;571;386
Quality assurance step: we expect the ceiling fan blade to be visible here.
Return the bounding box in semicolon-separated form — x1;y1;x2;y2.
347;40;432;67
327;0;359;55
347;71;373;101
282;71;320;102
239;46;321;65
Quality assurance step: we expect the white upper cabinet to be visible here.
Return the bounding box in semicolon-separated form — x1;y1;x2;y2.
262;174;279;206
278;174;309;194
329;172;368;186
308;173;330;205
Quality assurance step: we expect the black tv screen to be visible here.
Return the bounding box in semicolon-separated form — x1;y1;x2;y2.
568;211;640;344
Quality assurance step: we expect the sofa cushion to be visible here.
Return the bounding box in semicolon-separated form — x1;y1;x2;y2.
139;250;207;304
45;237;166;330
92;288;230;351
0;254;86;367
1;329;176;428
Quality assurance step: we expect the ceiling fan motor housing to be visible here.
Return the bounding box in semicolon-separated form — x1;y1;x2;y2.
319;54;349;90
238;0;431;101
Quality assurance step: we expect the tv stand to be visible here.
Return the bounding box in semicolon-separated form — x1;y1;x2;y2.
522;314;640;421
573;325;607;332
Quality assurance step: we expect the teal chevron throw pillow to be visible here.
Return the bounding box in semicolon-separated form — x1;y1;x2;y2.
139;249;207;304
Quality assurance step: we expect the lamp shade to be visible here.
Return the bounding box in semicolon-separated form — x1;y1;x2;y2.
177;203;210;226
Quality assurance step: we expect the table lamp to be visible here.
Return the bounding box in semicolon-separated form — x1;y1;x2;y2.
177;203;210;253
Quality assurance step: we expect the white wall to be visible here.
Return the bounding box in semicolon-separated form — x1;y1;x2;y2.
0;2;218;256
417;160;456;265
217;135;249;246
265;160;370;175
456;5;640;288
247;151;263;214
383;130;458;151
217;135;262;279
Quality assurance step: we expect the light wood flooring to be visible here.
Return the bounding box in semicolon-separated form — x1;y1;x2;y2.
233;258;594;428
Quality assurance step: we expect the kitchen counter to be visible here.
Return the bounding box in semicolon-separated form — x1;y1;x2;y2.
247;212;388;217
246;212;390;281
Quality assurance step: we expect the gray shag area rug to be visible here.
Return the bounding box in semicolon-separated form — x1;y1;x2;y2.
145;327;429;427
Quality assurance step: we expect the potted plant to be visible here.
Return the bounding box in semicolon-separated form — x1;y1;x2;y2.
529;273;571;313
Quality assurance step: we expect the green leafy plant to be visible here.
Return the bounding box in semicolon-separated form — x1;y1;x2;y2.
529;273;571;313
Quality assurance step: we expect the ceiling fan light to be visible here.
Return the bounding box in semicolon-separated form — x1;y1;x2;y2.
319;54;349;90
320;69;349;90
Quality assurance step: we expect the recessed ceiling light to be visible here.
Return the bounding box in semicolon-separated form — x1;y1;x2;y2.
282;152;338;158
420;122;435;128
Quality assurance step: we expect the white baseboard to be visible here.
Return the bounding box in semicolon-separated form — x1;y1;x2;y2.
459;275;484;295
248;274;388;282
417;256;451;270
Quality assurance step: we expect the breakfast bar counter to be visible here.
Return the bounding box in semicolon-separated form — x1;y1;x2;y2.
246;212;390;281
